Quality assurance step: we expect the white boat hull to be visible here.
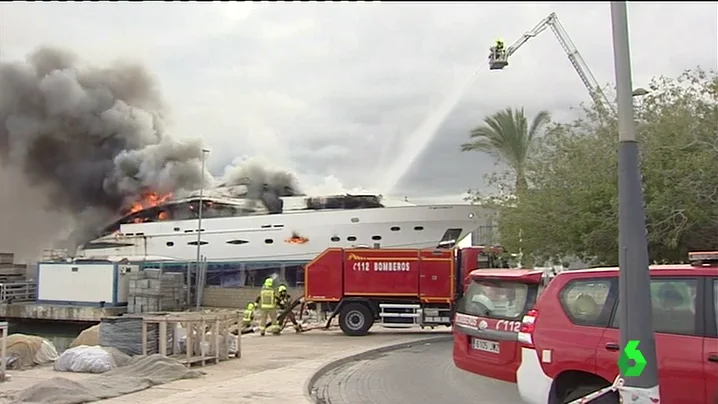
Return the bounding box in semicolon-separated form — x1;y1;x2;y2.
78;204;482;263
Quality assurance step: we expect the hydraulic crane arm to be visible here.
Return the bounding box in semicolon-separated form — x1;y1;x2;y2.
493;12;616;116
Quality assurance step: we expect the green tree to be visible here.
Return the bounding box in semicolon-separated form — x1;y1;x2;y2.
461;107;550;193
495;68;718;265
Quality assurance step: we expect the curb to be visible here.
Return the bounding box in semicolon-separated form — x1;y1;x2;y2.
304;334;453;403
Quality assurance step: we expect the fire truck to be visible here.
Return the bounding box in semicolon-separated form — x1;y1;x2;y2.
302;245;505;336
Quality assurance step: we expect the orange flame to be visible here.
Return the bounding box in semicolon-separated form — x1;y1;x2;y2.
285;232;309;245
127;192;173;214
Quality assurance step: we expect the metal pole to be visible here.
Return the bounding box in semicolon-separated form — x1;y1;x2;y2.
185;262;191;309
195;149;209;311
610;3;660;402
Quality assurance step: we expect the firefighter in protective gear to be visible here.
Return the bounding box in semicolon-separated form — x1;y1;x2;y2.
255;277;280;336
241;302;255;333
494;39;505;59
277;284;302;333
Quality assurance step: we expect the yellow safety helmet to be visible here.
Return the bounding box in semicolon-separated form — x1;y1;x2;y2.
264;277;274;288
278;285;287;293
246;302;255;310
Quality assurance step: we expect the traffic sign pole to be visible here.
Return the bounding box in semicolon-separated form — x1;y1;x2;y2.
610;2;661;402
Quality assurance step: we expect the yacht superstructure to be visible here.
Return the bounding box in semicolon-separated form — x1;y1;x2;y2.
76;185;481;263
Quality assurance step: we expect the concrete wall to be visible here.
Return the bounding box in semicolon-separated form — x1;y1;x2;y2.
202;286;304;309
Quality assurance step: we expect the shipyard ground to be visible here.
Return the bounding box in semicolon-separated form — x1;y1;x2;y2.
312;338;521;403
0;328;450;404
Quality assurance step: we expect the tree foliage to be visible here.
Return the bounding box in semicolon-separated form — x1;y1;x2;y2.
461;107;550;192
484;69;718;265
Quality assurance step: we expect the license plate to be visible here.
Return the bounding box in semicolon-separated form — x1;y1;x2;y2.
472;338;500;354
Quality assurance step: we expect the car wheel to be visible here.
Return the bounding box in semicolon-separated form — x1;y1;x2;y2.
563;385;619;404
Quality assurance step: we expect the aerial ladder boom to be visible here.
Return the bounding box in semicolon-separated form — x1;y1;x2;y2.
489;13;616;116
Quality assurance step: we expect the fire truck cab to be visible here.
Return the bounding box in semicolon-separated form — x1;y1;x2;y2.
303;246;505;336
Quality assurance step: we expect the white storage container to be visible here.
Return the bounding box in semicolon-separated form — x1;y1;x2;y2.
37;263;138;306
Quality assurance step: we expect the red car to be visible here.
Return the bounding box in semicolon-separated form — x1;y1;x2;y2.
516;252;718;404
452;269;544;382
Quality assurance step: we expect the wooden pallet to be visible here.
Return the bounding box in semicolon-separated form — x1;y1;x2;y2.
141;312;242;367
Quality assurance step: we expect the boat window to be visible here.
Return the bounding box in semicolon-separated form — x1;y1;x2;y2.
166;242;174;247
331;236;340;242
98;199;251;238
391;226;400;231
347;236;357;242
82;242;135;250
227;240;249;245
372;235;382;241
187;241;208;246
437;228;463;249
306;195;384;210
414;226;424;231
265;239;274;244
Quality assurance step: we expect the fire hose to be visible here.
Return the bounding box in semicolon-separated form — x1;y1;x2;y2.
566;376;660;404
257;297;304;331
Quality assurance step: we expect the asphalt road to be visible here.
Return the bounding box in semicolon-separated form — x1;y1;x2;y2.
312;339;523;404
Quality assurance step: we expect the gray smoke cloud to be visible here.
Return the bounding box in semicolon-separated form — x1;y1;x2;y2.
218;158;303;214
0;47;205;258
220;158;301;197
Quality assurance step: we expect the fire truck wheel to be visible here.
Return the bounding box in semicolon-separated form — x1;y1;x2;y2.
339;303;373;336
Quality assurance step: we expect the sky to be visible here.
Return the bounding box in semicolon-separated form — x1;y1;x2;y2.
1;2;716;204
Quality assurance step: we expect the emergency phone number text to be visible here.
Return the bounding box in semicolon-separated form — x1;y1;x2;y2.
352;262;411;272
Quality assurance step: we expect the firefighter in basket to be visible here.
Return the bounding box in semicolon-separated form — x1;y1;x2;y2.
494;39;505;59
255;277;281;336
241;302;256;333
277;284;303;333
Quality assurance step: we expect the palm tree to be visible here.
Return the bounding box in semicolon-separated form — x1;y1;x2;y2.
461;107;550;192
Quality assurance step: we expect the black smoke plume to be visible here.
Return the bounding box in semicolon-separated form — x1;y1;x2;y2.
0;47;205;258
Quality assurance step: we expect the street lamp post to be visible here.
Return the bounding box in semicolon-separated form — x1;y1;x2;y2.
195;148;210;311
610;3;660;403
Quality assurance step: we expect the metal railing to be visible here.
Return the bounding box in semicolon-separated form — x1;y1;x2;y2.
0;282;37;302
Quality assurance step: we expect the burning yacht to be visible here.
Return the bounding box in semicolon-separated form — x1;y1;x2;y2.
75;184;482;263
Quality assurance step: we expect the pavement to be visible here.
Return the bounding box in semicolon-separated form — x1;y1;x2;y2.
311;338;522;404
0;328;451;404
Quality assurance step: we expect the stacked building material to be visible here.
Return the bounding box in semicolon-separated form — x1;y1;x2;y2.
99;316;172;356
127;269;185;314
0;252;27;282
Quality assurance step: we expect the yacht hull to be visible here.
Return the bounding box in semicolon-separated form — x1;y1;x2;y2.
79;204;481;263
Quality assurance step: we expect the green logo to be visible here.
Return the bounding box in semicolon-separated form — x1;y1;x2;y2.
617;340;647;377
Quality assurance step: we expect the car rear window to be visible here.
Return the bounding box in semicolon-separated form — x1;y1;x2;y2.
458;279;531;320
560;279;613;326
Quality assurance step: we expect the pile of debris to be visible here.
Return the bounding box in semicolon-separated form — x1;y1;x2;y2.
3;334;58;370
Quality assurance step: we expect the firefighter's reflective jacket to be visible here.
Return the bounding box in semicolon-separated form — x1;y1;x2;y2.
277;292;292;309
242;308;254;322
258;287;276;310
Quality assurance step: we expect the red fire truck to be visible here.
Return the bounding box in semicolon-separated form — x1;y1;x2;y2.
302;245;506;336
